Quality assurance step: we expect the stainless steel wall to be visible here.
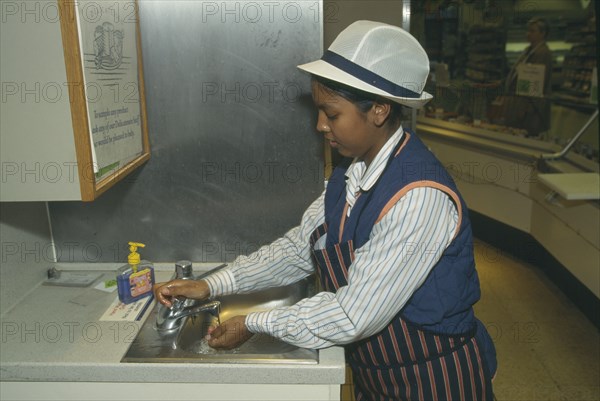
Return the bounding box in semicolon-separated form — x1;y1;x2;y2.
49;1;324;263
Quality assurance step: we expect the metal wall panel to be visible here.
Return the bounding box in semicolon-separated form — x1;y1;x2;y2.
49;1;324;263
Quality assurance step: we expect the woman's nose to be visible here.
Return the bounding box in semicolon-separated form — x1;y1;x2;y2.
316;113;329;134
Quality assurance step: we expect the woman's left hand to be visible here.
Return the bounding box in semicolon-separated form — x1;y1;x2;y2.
206;315;253;350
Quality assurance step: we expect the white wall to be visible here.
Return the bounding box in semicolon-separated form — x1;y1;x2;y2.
0;203;53;314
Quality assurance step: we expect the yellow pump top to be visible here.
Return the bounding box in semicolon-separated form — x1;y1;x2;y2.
128;242;145;269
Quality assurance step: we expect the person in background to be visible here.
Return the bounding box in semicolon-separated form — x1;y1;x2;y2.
504;17;554;136
155;20;497;401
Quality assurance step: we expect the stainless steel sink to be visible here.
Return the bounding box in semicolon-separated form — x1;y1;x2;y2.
122;278;318;364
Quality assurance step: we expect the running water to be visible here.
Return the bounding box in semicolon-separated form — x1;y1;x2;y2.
193;338;218;354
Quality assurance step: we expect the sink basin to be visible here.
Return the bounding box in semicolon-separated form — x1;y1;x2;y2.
122;278;318;364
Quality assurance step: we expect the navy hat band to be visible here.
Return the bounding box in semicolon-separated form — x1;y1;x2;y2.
321;50;421;99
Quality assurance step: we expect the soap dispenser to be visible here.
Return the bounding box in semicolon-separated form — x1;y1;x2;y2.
117;242;155;304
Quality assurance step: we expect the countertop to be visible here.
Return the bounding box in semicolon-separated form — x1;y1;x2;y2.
0;263;345;385
537;172;600;200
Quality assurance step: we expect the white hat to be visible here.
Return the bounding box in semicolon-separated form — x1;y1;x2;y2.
298;20;432;108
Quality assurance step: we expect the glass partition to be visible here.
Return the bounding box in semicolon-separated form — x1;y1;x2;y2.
412;0;598;162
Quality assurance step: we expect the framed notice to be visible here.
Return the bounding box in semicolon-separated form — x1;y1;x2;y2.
58;0;150;200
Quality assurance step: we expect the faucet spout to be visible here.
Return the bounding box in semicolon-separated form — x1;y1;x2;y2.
156;300;221;332
155;262;228;332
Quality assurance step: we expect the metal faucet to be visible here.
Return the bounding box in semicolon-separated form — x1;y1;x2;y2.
155;298;221;331
155;261;227;332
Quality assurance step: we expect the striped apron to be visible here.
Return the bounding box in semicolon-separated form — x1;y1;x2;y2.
310;223;494;401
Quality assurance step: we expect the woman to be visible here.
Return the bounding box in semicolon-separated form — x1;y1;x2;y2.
503;17;553;136
155;21;497;401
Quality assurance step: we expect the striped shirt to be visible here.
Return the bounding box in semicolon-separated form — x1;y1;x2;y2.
204;127;458;349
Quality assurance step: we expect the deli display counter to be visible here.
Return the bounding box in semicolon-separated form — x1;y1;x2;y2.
415;112;599;325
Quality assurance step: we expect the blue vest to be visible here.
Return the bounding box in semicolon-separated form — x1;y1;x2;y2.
324;132;479;334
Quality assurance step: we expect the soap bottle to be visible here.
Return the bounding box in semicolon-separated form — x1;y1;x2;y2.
117;242;155;304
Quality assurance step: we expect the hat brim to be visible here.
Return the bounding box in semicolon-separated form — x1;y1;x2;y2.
298;59;432;109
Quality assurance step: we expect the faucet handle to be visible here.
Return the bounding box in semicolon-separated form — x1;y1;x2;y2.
175;260;193;279
171;296;186;312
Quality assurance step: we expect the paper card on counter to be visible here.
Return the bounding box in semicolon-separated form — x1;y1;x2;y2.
100;296;154;322
94;280;117;293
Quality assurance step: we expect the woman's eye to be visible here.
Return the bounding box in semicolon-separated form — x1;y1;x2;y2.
326;114;338;120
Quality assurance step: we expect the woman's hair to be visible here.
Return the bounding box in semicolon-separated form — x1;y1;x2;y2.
528;17;549;39
312;75;404;126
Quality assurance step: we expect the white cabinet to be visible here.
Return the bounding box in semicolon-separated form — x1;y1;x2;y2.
1;382;341;401
0;0;150;201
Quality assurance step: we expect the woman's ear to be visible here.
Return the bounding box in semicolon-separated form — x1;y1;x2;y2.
370;102;392;127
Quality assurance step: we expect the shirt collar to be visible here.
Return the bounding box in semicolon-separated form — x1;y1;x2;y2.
345;126;404;194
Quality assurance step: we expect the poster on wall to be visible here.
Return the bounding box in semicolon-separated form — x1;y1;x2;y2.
76;0;143;181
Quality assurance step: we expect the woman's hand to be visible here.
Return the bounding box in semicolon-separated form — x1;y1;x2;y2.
153;279;210;308
206;315;253;350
